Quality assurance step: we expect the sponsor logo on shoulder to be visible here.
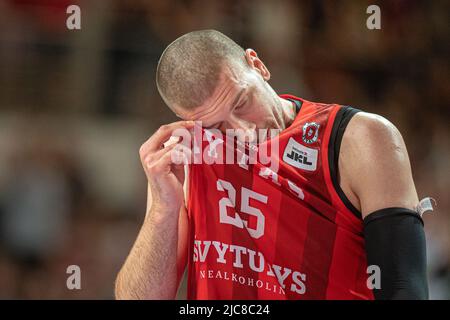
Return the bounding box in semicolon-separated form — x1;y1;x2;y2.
302;122;320;144
283;137;318;171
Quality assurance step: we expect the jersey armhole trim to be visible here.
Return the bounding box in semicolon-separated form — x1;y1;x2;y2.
285;98;303;114
328;106;363;220
183;164;189;208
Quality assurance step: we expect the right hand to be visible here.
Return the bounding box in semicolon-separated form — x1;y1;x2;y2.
139;121;194;213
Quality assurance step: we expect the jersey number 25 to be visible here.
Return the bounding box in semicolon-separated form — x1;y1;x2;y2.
216;179;268;239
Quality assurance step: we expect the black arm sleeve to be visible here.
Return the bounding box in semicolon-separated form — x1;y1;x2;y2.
363;207;429;300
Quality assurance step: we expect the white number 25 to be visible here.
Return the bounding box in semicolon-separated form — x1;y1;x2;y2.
216;179;268;239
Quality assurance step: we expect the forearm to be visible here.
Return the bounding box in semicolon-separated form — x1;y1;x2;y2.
364;207;429;300
115;207;179;300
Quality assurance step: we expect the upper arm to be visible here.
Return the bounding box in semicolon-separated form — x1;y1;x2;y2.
339;112;419;218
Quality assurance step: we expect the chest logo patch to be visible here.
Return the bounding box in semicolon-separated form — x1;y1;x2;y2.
283;137;318;171
302;122;320;144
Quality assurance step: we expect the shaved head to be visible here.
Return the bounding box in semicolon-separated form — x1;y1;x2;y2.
156;29;246;111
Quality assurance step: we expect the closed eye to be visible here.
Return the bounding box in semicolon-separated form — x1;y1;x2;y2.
207;122;222;129
234;101;246;111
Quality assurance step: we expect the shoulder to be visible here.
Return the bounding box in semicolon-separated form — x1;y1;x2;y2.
343;112;404;153
339;111;418;216
340;111;408;180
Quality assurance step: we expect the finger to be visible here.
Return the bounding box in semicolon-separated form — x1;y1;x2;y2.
140;121;195;155
172;144;192;165
171;159;185;185
149;147;183;175
142;142;192;171
142;142;178;167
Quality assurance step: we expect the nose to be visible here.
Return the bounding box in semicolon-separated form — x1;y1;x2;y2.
222;115;257;143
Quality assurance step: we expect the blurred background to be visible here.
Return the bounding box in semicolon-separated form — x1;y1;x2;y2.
0;0;448;299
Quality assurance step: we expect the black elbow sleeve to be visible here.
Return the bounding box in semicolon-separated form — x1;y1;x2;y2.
363;207;429;300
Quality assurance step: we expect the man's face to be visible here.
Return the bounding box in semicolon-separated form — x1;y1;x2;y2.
174;50;283;142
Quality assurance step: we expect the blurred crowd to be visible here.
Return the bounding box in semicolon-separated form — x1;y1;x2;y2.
0;0;448;299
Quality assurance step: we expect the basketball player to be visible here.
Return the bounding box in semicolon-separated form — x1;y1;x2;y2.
115;30;430;300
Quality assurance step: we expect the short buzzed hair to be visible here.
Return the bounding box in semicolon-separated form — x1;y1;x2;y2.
156;29;246;111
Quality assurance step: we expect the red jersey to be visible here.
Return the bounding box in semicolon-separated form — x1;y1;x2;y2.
186;95;374;300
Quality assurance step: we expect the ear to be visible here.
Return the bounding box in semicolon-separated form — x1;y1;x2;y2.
244;49;271;81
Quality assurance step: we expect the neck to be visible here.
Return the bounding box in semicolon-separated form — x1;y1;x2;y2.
277;96;297;129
